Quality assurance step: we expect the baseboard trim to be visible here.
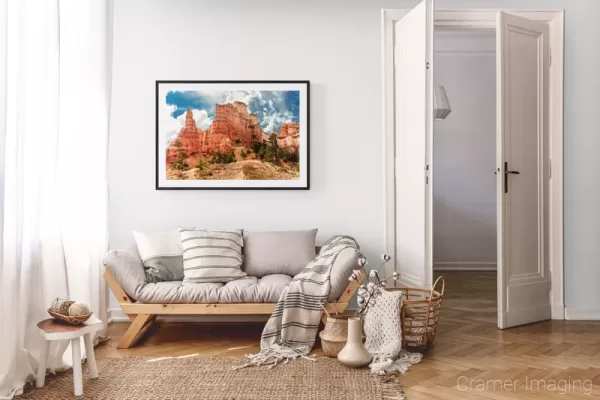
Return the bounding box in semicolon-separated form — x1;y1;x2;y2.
551;303;565;320
565;307;600;321
434;262;497;271
108;307;271;323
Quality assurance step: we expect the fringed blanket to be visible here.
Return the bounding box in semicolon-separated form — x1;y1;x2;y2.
237;235;360;369
364;288;422;375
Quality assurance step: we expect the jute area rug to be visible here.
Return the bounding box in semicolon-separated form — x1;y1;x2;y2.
18;356;405;400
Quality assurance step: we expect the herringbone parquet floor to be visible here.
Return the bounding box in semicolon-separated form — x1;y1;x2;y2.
98;271;600;399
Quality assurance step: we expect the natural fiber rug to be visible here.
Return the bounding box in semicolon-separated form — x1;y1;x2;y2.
18;356;405;400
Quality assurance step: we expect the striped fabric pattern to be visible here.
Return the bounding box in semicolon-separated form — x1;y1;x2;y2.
178;228;247;285
238;236;361;368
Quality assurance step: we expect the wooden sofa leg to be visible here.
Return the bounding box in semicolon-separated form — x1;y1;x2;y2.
117;314;157;349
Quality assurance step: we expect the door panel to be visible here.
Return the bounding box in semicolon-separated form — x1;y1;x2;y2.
497;12;550;328
394;0;434;289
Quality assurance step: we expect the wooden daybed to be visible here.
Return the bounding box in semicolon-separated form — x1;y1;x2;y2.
104;268;365;349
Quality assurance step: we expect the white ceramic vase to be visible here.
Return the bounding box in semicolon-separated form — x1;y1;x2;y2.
337;316;372;368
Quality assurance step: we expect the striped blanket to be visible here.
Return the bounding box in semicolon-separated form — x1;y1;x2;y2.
237;235;360;368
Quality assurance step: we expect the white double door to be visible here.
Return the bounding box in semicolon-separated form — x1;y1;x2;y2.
394;1;551;329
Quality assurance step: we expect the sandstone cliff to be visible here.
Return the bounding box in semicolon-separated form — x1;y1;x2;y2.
204;102;263;152
166;110;204;163
277;122;300;150
166;104;300;164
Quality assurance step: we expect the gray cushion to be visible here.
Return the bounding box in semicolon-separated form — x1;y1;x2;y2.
243;229;317;277
132;274;291;304
103;247;147;298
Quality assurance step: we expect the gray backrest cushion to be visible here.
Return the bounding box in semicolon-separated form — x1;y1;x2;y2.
243;229;318;278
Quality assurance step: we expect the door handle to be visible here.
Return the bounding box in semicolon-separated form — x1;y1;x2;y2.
504;162;520;193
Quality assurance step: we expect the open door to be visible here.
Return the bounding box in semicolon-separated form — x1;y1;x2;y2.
394;0;434;289
497;12;551;328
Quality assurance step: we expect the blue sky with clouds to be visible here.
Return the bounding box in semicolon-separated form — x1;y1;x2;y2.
163;90;300;140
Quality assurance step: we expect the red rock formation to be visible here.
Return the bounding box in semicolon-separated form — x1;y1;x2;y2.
219;137;232;153
166;110;204;163
166;104;299;166
205;102;263;152
277;122;300;150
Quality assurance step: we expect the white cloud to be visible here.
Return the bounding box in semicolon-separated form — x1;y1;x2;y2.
176;109;213;131
196;111;213;131
161;103;183;144
222;90;265;107
261;112;290;133
161;104;214;145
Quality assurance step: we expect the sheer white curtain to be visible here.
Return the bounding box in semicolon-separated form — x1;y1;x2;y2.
0;1;112;398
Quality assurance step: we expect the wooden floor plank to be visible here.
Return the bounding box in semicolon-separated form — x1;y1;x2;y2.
97;271;600;399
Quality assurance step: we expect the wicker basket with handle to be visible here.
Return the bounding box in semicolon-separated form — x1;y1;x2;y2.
386;276;445;350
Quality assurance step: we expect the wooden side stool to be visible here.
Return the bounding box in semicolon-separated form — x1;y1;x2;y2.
37;317;104;396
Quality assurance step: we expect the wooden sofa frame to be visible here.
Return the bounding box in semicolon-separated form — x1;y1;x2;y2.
104;268;365;349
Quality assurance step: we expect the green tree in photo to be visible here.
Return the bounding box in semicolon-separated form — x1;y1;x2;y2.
194;159;209;179
211;151;236;164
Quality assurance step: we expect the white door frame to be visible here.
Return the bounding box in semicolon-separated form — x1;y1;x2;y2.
382;9;565;320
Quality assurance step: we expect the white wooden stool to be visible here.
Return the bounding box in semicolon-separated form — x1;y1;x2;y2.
37;317;103;396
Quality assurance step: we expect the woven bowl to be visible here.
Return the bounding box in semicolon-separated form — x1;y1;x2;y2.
48;308;92;325
319;315;349;357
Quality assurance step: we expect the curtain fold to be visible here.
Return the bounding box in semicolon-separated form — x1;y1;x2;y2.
0;1;113;398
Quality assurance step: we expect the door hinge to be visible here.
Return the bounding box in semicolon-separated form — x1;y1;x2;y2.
425;164;430;185
426;61;430;70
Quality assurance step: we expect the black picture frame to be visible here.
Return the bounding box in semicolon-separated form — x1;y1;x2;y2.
155;80;310;190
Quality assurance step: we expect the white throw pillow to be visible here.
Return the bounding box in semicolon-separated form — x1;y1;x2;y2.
132;231;184;283
179;228;247;285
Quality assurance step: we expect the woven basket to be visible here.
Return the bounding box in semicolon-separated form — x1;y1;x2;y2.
386;276;445;350
319;315;349;357
47;308;93;325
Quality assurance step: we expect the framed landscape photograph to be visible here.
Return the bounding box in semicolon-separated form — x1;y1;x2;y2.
156;80;309;189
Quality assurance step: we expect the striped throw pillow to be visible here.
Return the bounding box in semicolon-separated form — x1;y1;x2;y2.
179;228;247;285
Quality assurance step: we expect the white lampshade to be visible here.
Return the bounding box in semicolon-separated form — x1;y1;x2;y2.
434;85;451;120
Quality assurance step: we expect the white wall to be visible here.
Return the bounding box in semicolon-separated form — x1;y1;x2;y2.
110;0;600;316
433;31;496;269
108;0;400;313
